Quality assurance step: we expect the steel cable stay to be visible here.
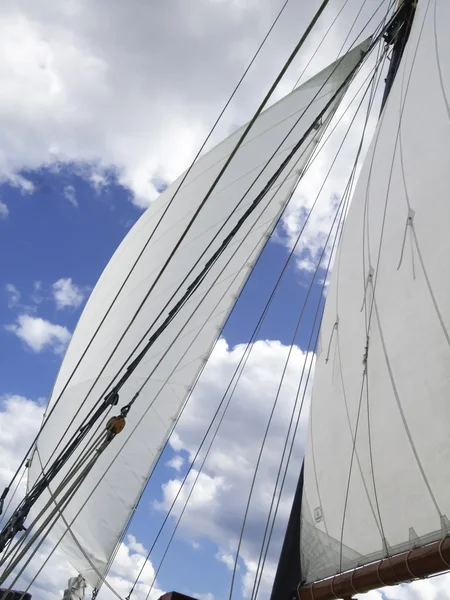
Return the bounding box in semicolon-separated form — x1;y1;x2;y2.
0;31;377;563
0;44;384;597
0;0;295;509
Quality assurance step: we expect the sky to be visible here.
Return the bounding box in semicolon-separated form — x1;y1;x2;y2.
0;1;449;600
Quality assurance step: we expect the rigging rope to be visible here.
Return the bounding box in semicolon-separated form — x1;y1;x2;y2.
9;51;376;596
0;0;294;517
0;25;374;567
29;0;334;483
124;48;389;600
88;47;389;596
250;127;365;600
336;0;427;575
31;25;390;596
250;42;388;589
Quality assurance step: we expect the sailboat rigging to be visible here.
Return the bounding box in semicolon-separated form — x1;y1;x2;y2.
2;0;449;598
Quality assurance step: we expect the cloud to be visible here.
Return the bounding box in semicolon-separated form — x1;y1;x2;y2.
215;551;237;572
63;184;78;207
167;455;184;472
32;280;44;304
52;277;87;309
5;313;71;353
0;1;385;208
158;337;450;600
189;593;214;600
159;338;313;598
5;283;20;308
0;198;8;218
0;394;44;498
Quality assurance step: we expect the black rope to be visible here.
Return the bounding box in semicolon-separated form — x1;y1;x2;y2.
0;0;293;518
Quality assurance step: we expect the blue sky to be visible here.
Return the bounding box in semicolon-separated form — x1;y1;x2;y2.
0;168;321;599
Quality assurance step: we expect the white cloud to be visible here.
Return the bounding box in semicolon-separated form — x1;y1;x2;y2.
6;313;71;353
52;277;87;309
215;551;237;572
160;338;312;598
0;198;8;218
32;280;44;304
167;455;184;472
189;592;214;600
63;184;78;207
0;394;44;498
5;283;20;307
0;1;385;208
158;338;450;600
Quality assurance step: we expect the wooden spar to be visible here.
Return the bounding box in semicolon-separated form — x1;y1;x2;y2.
297;537;450;600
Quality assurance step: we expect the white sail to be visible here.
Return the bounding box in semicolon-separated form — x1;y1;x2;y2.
28;44;365;587
301;0;450;583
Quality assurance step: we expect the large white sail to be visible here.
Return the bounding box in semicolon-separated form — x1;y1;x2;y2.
301;0;450;583
27;44;366;587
